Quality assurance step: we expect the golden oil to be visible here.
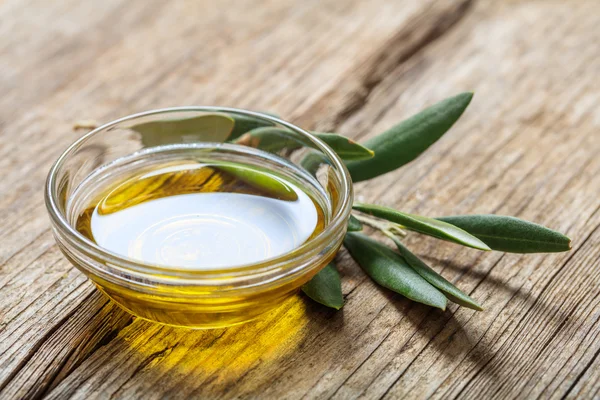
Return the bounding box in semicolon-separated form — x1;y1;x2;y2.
66;146;333;328
75;152;326;269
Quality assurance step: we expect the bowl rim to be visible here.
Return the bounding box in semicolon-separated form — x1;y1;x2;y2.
45;106;353;280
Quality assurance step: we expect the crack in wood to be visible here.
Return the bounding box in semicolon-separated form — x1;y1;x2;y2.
543;291;600;398
560;327;600;399
26;302;111;400
108;345;177;400
334;0;474;128
41;309;135;398
295;0;475;132
0;286;95;395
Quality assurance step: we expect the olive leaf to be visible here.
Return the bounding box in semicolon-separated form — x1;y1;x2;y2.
131;114;235;147
213;164;298;201
345;92;473;182
302;262;344;310
316;133;374;160
235;127;374;160
436;215;572;253
343;232;447;310
228;114;275;140
388;235;482;310
300;151;328;175
131;114;275;147
353;202;491;251
234;127;303;152
347;215;363;232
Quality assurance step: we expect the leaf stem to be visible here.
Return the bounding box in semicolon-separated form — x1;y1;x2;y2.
381;229;399;241
352;214;407;237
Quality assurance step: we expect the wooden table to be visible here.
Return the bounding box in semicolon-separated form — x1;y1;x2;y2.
1;0;599;398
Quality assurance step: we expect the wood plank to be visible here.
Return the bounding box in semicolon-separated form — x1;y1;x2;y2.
0;291;131;399
318;1;600;399
1;0;599;398
0;0;471;398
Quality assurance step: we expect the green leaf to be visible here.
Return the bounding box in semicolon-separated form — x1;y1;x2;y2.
300;151;328;175
315;133;374;160
436;215;572;253
234;127;305;152
353;203;491;251
302;262;344;310
214;163;298;202
229;114;274;140
343;232;447;310
347;215;363;232
131;114;235;147
389;236;483;310
235;127;374;160
345;92;473;182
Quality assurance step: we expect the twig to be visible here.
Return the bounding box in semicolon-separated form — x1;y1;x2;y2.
352;214;407;237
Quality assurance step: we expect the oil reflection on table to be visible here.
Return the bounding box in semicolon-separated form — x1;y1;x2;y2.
109;294;311;396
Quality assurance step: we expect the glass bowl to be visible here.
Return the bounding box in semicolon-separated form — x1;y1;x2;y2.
45;107;353;328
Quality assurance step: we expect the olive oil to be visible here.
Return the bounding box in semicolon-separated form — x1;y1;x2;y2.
73;147;327;269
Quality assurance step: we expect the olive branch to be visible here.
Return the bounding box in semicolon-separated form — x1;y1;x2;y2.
122;93;571;311
301;93;571;311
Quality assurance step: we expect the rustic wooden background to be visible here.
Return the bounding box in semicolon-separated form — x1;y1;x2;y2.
1;0;599;399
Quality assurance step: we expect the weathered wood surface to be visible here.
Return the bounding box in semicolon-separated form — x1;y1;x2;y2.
1;0;599;398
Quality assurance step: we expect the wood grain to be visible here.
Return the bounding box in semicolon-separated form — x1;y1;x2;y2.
1;0;599;398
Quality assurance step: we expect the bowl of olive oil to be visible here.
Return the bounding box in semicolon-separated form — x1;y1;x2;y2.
46;108;352;328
